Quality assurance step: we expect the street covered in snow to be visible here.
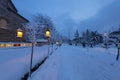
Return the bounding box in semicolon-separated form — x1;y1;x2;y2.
0;44;120;80
31;45;120;80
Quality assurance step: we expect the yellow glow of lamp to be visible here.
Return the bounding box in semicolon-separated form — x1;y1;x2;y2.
17;28;23;38
56;42;59;45
46;29;50;38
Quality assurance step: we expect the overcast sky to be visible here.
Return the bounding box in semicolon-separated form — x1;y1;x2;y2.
13;0;119;38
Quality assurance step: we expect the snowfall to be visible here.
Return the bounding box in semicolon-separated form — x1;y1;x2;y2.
0;44;120;80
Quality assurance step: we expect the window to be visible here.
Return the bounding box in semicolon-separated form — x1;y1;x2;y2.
0;18;8;29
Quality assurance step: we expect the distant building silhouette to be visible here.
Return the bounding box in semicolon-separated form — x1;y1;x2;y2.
0;0;29;42
109;29;120;45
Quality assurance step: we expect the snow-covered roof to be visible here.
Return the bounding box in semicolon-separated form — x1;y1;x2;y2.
109;30;120;41
36;39;47;42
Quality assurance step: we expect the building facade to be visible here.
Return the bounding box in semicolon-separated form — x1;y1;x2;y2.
0;0;29;42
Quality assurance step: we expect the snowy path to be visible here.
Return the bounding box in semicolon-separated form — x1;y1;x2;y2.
31;45;120;80
58;46;120;80
0;46;49;80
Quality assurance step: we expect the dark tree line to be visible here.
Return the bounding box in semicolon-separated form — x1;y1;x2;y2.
73;29;103;47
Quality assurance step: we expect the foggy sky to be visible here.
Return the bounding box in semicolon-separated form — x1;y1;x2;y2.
13;0;119;38
79;0;120;33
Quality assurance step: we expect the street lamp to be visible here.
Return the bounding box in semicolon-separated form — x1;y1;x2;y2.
17;28;23;38
46;29;51;38
29;31;35;78
116;41;120;61
17;28;23;42
46;28;51;55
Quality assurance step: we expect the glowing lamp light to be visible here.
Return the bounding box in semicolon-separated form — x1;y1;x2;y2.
17;28;23;38
56;42;59;45
46;29;50;38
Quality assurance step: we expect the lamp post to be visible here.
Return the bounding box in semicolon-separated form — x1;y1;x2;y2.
46;28;51;56
17;28;34;78
29;29;35;78
29;40;34;78
116;41;120;61
17;28;23;41
51;38;54;53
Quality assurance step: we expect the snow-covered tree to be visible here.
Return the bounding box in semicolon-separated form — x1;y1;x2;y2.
33;14;56;39
74;30;80;46
90;31;103;45
23;22;38;42
82;29;91;44
81;29;103;47
24;14;61;44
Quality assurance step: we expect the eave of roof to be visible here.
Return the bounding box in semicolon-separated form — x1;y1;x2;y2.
7;7;29;22
9;0;18;12
110;31;120;35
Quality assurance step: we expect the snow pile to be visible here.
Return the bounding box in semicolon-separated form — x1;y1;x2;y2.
31;45;120;80
0;45;50;80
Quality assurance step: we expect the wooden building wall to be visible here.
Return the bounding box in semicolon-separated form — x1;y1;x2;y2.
0;0;28;42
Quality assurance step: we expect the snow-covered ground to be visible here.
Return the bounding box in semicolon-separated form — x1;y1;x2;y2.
30;45;120;80
0;44;120;80
0;45;51;80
